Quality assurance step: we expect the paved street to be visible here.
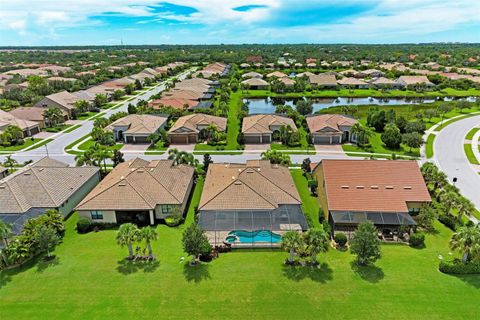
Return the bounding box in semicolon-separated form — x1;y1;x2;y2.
433;115;480;209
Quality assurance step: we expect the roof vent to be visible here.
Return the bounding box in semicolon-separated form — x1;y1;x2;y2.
137;169;144;173
119;181;127;186
39;168;44;172
231;176;236;180
356;186;365;189
341;185;349;189
0;185;5;189
23;172;31;176
404;186;412;190
385;186;394;189
234;181;242;185
371;186;379;189
257;168;261;172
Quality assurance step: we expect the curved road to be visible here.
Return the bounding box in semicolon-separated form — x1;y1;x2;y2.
434;115;480;209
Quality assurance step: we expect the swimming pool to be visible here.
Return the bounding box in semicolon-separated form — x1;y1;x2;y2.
225;230;282;243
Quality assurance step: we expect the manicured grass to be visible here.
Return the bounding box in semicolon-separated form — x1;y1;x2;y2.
435;113;480;131
25;138;53;151
226;91;242;149
77;139;123;153
342;132;419;158
194;143;226;151
0;138;42;152
2;210;480;319
76;111;99;120
463;143;479;165
426;134;436;159
144;141;168;155
45;124;72;133
269;127;312;153
192;151;243;155
290;169;321;227
466;127;480;141
64;133;91;152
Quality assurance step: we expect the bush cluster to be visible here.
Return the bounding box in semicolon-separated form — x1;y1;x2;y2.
334;233;348;247
409;232;425;247
439;260;480;274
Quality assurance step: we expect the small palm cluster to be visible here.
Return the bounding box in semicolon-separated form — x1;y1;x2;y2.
450;225;480;263
168;148;198;166
281;227;329;266
116;223;158;261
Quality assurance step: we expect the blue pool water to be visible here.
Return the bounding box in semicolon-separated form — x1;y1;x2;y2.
226;230;282;243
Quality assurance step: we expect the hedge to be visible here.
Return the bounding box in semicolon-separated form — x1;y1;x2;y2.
439;260;480;274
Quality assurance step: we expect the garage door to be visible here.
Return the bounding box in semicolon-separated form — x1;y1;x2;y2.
313;135;331;144
170;135;189;144
244;135;262;144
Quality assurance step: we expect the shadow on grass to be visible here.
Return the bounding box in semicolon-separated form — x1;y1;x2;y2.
448;274;480;289
116;259;160;275
183;262;211;283
36;255;60;273
350;261;385;283
282;262;333;283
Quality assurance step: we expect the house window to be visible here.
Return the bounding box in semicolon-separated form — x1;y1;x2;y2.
408;207;420;214
162;205;173;214
91;211;103;220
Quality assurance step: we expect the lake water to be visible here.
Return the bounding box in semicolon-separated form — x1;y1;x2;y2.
244;96;477;114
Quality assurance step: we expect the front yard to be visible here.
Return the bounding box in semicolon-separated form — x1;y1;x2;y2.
0;138;42;152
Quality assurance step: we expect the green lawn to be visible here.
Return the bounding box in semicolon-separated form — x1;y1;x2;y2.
463;143;479;165
2;208;480;319
225;91;242;149
435;113;480;131
0;138;42;152
25;139;53;151
145;141;168;155
76;111;99;120
63;124;82;133
466;127;480;141
77;139;123;153
426;133;436;159
45;124;72;133
290;169;321;227
342;132;419;158
270;127;313;153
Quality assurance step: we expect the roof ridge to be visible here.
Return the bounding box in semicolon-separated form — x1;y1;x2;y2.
239;173;281;208
144;166;183;203
254;169;301;203
30;168;59;206
4;180;29;212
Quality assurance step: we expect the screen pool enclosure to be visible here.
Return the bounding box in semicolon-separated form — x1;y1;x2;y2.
198;205;309;247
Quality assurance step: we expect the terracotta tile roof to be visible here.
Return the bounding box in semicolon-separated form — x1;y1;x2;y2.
149;97;198;110
242;114;297;134
106;114;167;135
319;160;431;213
169;114;227;134
199;161;301;211
76;159;194;211
0;157;99;214
306;114;357;133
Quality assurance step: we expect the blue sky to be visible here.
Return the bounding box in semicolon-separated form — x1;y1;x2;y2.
0;0;479;46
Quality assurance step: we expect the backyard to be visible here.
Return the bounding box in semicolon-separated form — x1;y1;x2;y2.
1;175;480;319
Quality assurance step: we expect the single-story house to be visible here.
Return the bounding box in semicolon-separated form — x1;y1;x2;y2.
241;78;269;90
306;114;357;144
266;71;288;78
0;157;100;234
362;69;385;78
396;76;435;88
168;114;227;144
198;160;308;245
337;77;369;89
278;77;296;86
76;159;195;225
369;77;403;89
313;160;431;236
242;114;297;144
241;71;263;79
308;74;337;88
296;71;315;79
0;110;41;137
149;97;198;110
8;107;47;129
34;90;80;119
106;114;168;144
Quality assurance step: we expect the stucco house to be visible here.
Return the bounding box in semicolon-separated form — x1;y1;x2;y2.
76;159;195;225
242;114;297;144
241;78;269;90
168;114;227;144
105;114;168;144
34;90;80;119
308;74;337;88
313;160;431;236
0;157;100;234
0;110;41;137
306;114;358;144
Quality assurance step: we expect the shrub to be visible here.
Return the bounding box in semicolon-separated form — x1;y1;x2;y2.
334;233;348;247
165;215;184;227
439;260;480;274
76;217;91;233
438;214;460;231
409;232;425;247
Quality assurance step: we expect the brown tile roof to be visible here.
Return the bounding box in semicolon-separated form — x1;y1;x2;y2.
267;71;288;78
308;74;337;86
306;114;357;133
8;107;46;123
0;157;99;214
106;114;167;135
278;77;295;86
241;78;269;87
149;97;198;110
169;114;227;134
199;160;301;211
241;71;263;79
396;76;434;86
0;110;39;131
76;159;194;211
337;77;368;86
242;114;297;134
39;90;80;110
319;160;431;213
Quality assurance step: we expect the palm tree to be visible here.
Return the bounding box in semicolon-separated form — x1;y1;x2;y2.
204;124;218;142
0;220;12;247
92;144;113;174
3;155;17;174
168;148;198;166
450;226;480;262
440;190;459;216
281;231;303;264
140;226;158;258
304;227;329;264
116;223;140;259
457;197;475;221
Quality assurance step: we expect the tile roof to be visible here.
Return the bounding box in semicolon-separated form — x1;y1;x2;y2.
199;160;301;211
106;114;167;135
8;107;46;122
267;71;288;78
396;76;434;86
0;157;99;214
40;90;80;110
76;159;194;211
0;110;40;131
319;160;431;213
241;78;269;87
308;74;337;86
337;77;368;86
306;114;357;133
242;114;297;134
169;114;227;134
